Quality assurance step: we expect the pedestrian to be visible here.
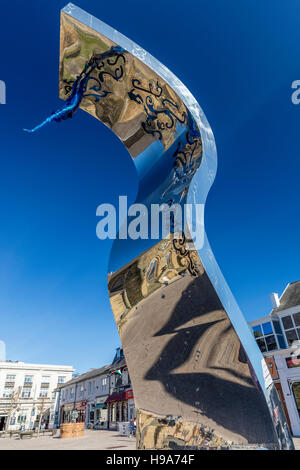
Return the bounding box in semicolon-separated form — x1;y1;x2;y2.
129;418;135;437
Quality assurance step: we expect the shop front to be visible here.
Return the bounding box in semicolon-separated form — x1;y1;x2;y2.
107;390;134;429
61;403;74;424
75;401;87;423
127;389;135;421
95;395;109;428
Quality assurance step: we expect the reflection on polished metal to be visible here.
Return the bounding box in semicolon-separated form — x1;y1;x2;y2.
59;4;294;449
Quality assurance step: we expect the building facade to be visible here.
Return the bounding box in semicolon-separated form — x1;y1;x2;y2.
57;348;135;430
57;365;111;429
0;361;74;431
107;348;135;430
249;281;300;436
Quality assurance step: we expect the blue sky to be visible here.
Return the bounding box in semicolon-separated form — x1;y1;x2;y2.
0;0;300;373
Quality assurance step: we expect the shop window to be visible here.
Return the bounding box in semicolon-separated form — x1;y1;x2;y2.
286;355;300;368
292;382;300;417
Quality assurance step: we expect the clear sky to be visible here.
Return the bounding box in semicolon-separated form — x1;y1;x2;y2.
1;0;300;373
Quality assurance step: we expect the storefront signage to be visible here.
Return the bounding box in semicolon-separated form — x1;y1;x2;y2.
125;389;134;400
96;395;108;405
75;401;87;411
265;357;278;379
63;404;74;412
286;355;300;369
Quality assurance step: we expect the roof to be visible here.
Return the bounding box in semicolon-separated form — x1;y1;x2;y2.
55;348;127;391
109;357;126;371
272;280;300;314
55;356;128;391
55;365;110;390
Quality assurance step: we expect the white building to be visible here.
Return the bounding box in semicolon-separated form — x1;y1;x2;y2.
0;360;74;431
249;281;300;436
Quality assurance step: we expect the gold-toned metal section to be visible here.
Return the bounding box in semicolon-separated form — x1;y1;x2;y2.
60;11;202;161
108;237;277;447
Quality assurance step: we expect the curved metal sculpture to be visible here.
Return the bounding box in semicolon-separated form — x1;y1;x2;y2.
28;3;293;449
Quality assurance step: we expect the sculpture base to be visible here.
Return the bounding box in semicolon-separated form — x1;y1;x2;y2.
60;422;85;439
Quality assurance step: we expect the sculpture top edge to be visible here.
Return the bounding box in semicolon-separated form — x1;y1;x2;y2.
62;2;217;196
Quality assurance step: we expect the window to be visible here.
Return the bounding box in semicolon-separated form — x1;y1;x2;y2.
286;355;300;368
252;325;263;338
41;376;50;383
24;375;33;384
17;415;27;423
88;382;91;394
58;376;66;384
272;320;286;348
262;322;273;335
256;338;267;352
3;388;13;398
39;390;48;398
147;258;158;281
293;312;300;327
252;322;278;352
292;382;300;417
265;335;277;351
6;375;16;381
281;314;300;346
22;389;31;398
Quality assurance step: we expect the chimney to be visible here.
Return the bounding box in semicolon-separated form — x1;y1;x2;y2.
270;293;280;309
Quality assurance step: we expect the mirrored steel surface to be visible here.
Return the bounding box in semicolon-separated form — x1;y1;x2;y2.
59;3;293;449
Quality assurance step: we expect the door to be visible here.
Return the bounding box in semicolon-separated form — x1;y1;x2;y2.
0;416;6;431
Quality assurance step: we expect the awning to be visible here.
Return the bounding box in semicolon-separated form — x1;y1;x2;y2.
96;395;109;405
106;389;134;403
95;403;106;410
106;392;126;403
63;404;74;412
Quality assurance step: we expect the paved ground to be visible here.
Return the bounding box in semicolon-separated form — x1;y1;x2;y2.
0;429;136;450
293;438;300;450
0;430;298;450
